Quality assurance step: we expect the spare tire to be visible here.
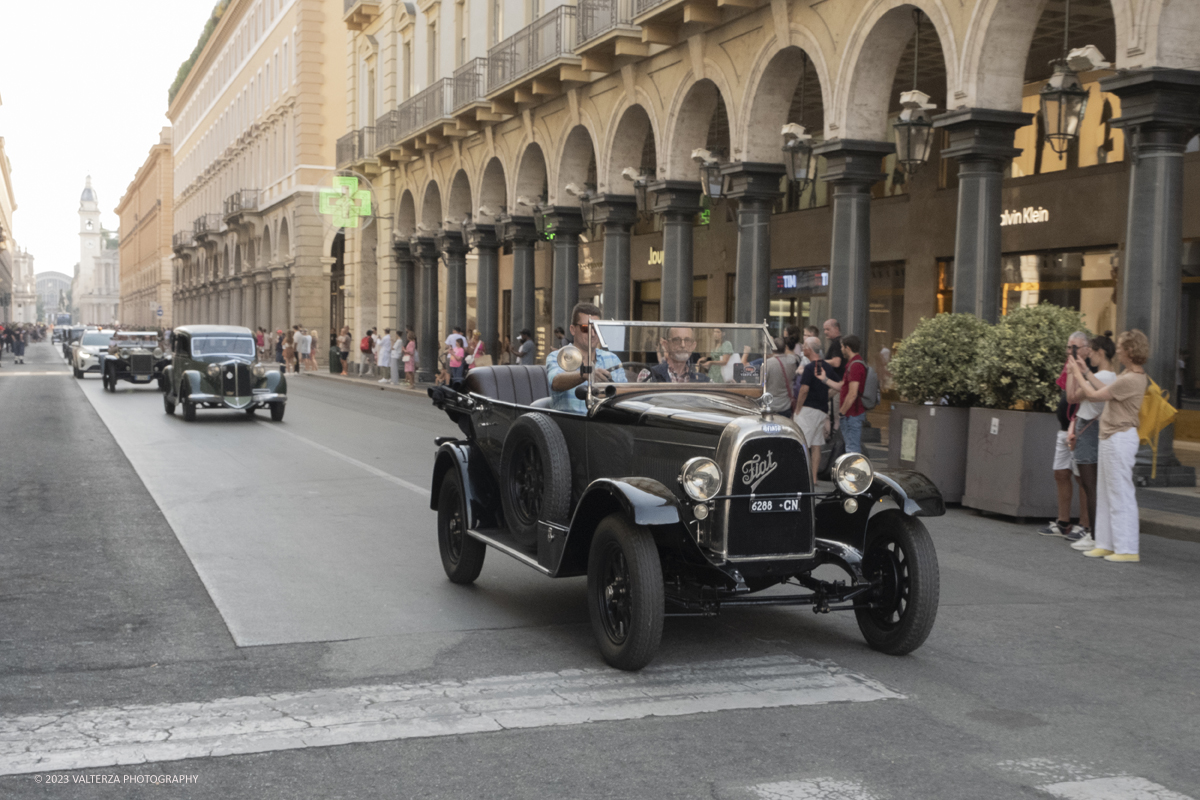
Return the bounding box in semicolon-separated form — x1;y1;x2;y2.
499;412;572;547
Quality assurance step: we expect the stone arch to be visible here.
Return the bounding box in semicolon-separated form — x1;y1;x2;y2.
245;236;256;272
662;77;732;181
514;143;548;209
1145;0;1198;69
477;157;507;220
604;101;660;190
741;41;831;162
278;217;291;260
396;190;417;236
420;180;443;231
552;125;597;207
834;0;958;141
446;170;473;228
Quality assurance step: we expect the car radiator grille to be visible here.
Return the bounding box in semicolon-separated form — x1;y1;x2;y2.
724;437;814;558
221;363;252;397
130;354;154;375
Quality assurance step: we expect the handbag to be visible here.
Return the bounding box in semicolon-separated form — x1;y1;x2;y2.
402;353;411;363
775;356;797;415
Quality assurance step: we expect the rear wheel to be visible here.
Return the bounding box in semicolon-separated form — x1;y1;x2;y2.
587;514;664;671
498;413;571;547
855;510;940;655
270;402;285;422
437;476;486;584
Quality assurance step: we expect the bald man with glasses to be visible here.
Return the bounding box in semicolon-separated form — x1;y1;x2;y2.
644;327;710;383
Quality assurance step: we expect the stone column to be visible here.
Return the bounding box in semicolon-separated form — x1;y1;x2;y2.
499;215;538;338
1102;68;1200;486
256;272;272;335
243;278;256;329
934;109;1033;323
392;239;416;333
467;223;500;359
648;181;703;322
411;236;439;382
591;195;638;320
544;207;585;332
271;268;289;332
439;229;469;333
813;139;893;339
722;163;786;325
229;279;242;328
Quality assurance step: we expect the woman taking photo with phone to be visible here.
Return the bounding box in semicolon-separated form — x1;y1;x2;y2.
1066;333;1117;552
1068;329;1149;563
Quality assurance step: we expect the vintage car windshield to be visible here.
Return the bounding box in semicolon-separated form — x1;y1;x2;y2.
588;322;773;388
191;336;256;358
80;333;113;347
112;334;158;348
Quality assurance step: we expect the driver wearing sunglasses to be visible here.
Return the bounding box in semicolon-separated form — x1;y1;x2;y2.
546;302;626;413
644;327;710;383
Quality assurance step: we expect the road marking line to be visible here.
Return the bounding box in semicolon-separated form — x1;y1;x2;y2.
1039;777;1195;800
256;422;430;498
0;655;900;775
0;371;70;376
749;779;883;800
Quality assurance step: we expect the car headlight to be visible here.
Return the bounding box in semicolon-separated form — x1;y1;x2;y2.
207;363;221;378
833;453;874;496
252;363;267;378
680;457;723;502
154;348;163;358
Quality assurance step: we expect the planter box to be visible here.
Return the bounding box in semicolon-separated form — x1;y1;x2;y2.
962;407;1078;520
887;403;970;504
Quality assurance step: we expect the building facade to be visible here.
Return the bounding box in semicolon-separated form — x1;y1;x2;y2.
168;0;345;348
73;177;120;326
0;124;16;326
36;271;72;323
10;247;36;323
117;128;176;330
336;0;1200;452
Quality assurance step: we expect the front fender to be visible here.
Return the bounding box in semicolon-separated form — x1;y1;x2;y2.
183;370;206;397
264;369;287;394
429;440;501;530
554;478;685;577
870;469;946;517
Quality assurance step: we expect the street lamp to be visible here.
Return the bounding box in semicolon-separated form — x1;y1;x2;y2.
565;182;596;229
781;123;815;194
1039;0;1095;157
692;148;724;200
621;167;650;214
893;11;936;175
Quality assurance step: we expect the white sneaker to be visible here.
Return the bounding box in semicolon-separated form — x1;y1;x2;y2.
1070;535;1096;551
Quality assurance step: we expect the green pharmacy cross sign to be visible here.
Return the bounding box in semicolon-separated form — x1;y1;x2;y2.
319;176;373;228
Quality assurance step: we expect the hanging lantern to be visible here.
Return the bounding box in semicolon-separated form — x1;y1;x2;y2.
893;90;937;174
1040;59;1089;155
781;123;816;194
692;148;724;200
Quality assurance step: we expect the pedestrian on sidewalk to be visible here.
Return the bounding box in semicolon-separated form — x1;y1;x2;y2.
304;329;318;372
793;337;830;486
376;329;393;383
447;335;466;382
13;327;26;364
273;330;284;365
513;330;534;365
817;335;867;455
763;331;800;418
465;330;484;371
1040;332;1092;539
336;326;350;376
1069;329;1150;563
404;332;418;388
296;327;311;373
388;330;403;384
358;329;375;377
282;330;295;374
1066;333;1118;552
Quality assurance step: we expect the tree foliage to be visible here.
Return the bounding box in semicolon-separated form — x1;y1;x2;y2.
889;313;991;407
168;0;232;106
974;303;1088;412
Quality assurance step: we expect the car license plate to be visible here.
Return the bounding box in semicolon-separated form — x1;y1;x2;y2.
749;498;800;513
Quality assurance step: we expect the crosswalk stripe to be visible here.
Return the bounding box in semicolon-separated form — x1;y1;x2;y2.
1039;776;1195;800
0;655;900;776
749;779;883;800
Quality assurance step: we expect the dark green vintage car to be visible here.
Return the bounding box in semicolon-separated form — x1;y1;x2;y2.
162;325;287;422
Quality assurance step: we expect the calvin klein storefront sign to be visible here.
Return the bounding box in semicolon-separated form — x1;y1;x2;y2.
1000;206;1050;226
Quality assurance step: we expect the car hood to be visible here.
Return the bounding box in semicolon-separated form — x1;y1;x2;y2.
605;392;762;434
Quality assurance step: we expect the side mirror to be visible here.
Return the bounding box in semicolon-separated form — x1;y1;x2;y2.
557;344;583;372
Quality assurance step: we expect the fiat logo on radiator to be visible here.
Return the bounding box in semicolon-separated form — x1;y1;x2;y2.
741;451;778;491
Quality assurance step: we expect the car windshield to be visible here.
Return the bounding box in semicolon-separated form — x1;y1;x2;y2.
191;336;256;358
585;322;773;388
113;334;158;348
80;333;113;347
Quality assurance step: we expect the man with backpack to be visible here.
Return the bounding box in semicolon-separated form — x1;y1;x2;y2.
359;328;375;377
817;334;870;456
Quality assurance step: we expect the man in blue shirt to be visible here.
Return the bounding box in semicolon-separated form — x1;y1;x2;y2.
546;302;626;414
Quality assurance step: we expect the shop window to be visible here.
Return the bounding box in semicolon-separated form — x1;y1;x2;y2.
999;250;1117;331
693;277;708;322
936;259;953;313
773;156;830;213
635;280;660;322
767;268;830;340
868;262;906;378
1181;240;1200;408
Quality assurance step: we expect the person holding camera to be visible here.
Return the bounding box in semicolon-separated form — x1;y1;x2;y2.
1039;332;1091;540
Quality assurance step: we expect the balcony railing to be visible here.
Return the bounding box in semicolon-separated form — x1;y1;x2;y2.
488;5;577;93
172;231;195;249
578;0;635;44
404;79;454;136
193;214;222;236
453;58;489;111
336;127;376;168
223;189;260;218
633;0;669;16
375;109;401;150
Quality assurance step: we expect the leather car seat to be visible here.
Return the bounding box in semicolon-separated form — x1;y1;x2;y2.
464;365;551;406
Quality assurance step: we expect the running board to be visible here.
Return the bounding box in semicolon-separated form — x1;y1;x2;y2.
466;527;551;575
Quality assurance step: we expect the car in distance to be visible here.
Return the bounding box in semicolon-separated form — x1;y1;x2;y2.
72;330;114;378
429;321;944;671
61;325;87;362
162;325;287;421
101;331;171;392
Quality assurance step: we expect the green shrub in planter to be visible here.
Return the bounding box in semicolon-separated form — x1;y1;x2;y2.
889;313;990;407
973;303;1087;412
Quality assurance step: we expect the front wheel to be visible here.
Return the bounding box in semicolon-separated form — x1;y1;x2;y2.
855;510;940;655
269;402;285;422
437;476;486;584
587;515;664;671
163;391;175;415
181;386;196;422
73;366;83;379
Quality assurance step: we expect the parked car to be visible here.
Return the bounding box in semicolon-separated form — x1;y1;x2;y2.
72;330;114;378
162;325;287;421
61;325;87;362
101;331;171;392
429;321;945;670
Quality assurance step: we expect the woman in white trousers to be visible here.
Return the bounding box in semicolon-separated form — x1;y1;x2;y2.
1067;329;1149;563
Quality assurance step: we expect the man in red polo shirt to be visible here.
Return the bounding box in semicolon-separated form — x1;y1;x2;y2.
817;334;867;455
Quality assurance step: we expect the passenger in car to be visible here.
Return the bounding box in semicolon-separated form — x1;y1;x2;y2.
546;302;626;414
643;327;710;383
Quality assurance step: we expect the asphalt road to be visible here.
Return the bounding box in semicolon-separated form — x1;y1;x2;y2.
1;340;1198;799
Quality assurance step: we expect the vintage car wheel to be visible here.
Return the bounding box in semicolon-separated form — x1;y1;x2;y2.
103;366;115;392
437;475;486;584
269;402;285;422
587;514;664;671
499;413;570;547
180;386;197;422
855;510;940;656
163;391;175;416
73;365;83;379
245;406;257;416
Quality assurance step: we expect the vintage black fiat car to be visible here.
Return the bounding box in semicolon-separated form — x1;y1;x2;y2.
101;331;170;391
430;321;945;670
162;325;287;421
